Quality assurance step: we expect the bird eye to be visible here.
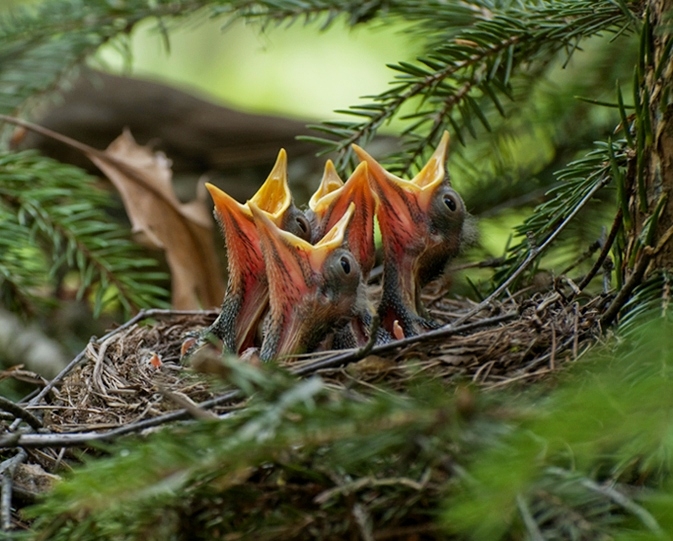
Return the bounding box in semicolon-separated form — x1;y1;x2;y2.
339;256;351;274
443;194;457;211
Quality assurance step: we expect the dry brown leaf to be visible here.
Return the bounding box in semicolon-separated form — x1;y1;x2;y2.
86;130;225;309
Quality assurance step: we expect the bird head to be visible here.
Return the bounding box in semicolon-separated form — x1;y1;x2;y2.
250;201;363;360
352;131;466;335
204;149;311;352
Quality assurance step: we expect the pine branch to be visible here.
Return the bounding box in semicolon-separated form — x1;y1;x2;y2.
491;139;628;288
0;151;169;318
287;0;636;174
217;0;481;31
0;0;211;123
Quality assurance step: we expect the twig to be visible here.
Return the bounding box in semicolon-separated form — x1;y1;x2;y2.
579;478;663;535
315;475;425;504
354;314;380;359
559;239;601;277
572;303;580;359
602;223;673;326
352;503;374;541
293;312;516;376
0;388;242;448
0;396;42;431
601;252;653;327
516;493;545;541
159;388;218;421
0;450;26;532
92;334;116;397
549;467;663;535
576;209;622;291
454;175;612;327
484;369;553;389
17;340;92;411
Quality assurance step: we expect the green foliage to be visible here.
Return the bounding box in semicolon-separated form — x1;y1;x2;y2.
0;0;208;121
0;0;649;301
0;151;169;317
22;320;673;540
493;140;626;285
282;0;637;172
445;321;673;540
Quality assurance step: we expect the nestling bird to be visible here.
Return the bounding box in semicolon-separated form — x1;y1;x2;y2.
353;131;466;337
306;159;384;346
249;202;365;361
199;149;311;354
307;160;377;279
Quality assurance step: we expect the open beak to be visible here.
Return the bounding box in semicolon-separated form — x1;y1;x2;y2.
308;159;344;210
308;161;377;278
351;131;464;336
352;131;449;259
201;149;303;353
248;149;292;219
204;183;268;353
250;202;361;360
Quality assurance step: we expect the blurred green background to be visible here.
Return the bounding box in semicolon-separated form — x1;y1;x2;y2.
98;17;420;124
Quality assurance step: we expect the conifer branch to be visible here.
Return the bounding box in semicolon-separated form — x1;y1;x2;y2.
0;151;169;318
493;139;629;287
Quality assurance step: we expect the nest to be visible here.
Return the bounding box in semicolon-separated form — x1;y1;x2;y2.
45;288;605;433
0;281;609;530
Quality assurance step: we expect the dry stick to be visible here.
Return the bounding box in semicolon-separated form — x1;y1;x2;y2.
92;334;116;398
572;303;580;358
292;312;516;375
550;324;557;371
559;239;601;277
516;494;545;541
579;477;663;535
0;397;42;431
451;175;613;328
576;208;623;292
0;389;241;448
548;467;663;535
0;450;26;532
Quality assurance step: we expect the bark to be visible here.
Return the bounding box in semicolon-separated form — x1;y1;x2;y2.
642;0;673;269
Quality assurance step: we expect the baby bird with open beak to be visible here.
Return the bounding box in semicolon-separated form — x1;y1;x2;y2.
307;160;383;346
250;202;365;361
353;131;466;338
194;149;311;355
307;160;377;279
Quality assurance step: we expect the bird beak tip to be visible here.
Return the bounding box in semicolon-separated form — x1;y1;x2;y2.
413;132;451;191
317;202;354;250
206;182;249;217
309;159;345;212
249;149;292;218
